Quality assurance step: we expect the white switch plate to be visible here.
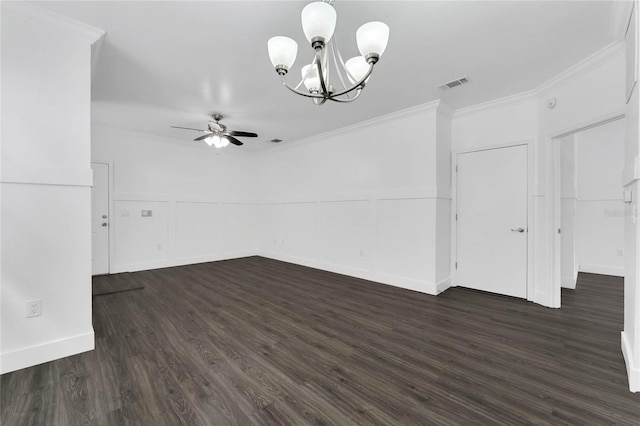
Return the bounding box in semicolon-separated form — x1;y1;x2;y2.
141;210;152;217
26;299;42;318
624;190;633;203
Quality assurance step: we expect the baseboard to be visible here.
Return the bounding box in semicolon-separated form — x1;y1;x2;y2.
534;290;559;308
1;331;94;375
435;277;452;294
111;251;256;273
258;251;445;296
621;331;640;392
578;264;624;277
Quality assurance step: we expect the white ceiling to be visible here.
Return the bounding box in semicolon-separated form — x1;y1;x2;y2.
33;1;617;151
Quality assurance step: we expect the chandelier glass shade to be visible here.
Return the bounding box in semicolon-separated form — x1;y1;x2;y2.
267;0;389;105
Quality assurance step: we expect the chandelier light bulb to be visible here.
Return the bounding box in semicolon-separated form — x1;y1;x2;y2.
345;56;370;84
301;1;337;45
220;137;230;148
205;136;214;146
268;36;298;72
301;64;320;91
356;21;389;61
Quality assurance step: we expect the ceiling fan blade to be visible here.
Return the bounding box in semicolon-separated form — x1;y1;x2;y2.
171;126;209;133
194;134;213;141
225;136;244;146
225;130;258;138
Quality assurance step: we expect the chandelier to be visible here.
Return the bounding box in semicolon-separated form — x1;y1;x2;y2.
267;0;389;105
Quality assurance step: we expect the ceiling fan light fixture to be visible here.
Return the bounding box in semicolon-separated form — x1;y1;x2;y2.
171;114;256;148
268;36;298;74
210;134;222;148
300;1;337;46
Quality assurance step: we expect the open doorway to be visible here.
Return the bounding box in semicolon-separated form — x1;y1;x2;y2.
555;117;625;293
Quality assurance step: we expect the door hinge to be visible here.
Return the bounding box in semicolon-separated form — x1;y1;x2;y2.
455;214;458;221
456;165;458;172
558;228;561;234
455;262;458;269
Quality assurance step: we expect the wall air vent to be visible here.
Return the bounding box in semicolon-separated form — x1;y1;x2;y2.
269;138;283;143
437;76;470;90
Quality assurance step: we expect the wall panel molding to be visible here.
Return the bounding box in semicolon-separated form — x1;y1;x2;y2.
1;167;92;187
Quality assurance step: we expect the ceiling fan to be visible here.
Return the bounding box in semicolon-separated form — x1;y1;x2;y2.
171;113;258;148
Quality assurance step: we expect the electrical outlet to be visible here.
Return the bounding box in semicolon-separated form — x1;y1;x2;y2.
26;299;42;318
121;210;129;217
617;249;624;256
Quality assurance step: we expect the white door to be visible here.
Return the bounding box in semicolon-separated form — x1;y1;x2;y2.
456;145;528;298
91;163;110;275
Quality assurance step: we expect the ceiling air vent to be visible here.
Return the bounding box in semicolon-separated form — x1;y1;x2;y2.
269;138;283;143
437;76;470;90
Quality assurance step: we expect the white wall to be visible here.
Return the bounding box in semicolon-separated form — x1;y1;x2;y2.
574;120;625;276
92;127;257;273
538;47;626;308
254;102;452;295
621;1;640;394
1;3;103;373
452;44;626;308
559;120;626;286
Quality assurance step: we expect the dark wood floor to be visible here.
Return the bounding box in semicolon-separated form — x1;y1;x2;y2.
2;257;639;425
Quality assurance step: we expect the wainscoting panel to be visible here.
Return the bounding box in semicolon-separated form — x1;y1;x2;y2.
113;200;169;269
377;198;436;283
280;202;318;263
223;203;257;255
319;199;372;272
174;201;223;259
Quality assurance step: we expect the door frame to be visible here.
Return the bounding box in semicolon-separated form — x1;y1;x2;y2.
550;112;625;301
451;140;534;300
91;160;114;275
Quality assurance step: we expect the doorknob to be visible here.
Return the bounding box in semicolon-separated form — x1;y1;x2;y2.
101;222;108;227
511;228;525;233
102;215;107;219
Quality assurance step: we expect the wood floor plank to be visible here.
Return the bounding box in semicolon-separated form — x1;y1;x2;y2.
2;256;640;425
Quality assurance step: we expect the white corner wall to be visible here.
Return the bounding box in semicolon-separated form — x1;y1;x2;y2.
452;43;626;309
1;4;103;374
92;127;257;273
560;134;578;289
255;102;452;295
575;120;625;277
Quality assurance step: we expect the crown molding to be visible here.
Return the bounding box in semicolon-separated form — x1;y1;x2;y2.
610;0;636;41
536;41;624;96
453;90;536;118
265;100;443;154
453;41;625;119
1;1;105;45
